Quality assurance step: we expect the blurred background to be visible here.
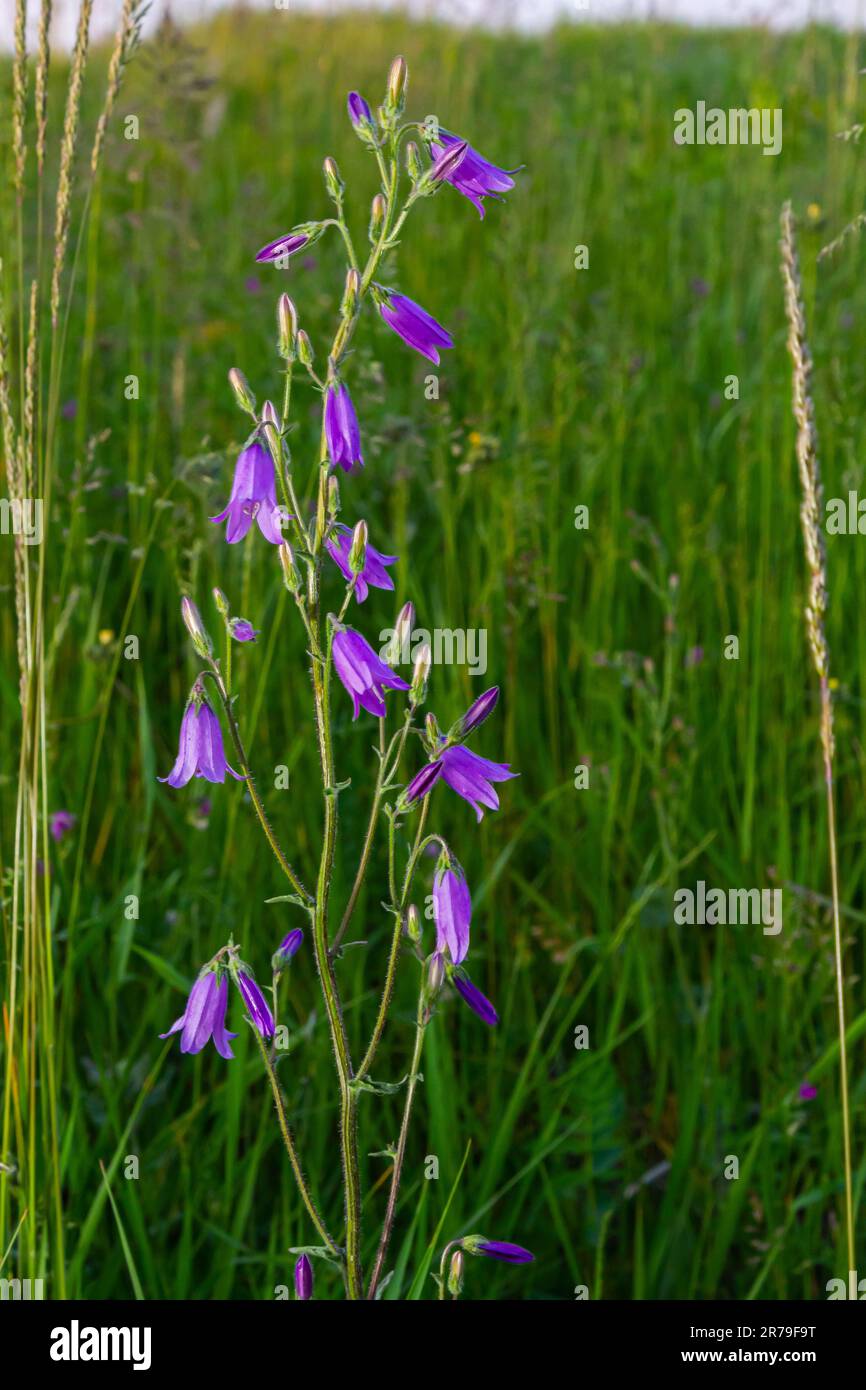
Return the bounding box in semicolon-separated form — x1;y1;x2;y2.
2;0;866;1300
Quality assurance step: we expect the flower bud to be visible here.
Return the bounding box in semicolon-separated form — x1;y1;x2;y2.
328;475;341;519
398;758;443;809
368;193;386;243
347;91;375;138
229;617;259;643
272;928;303;972
341;268;361;318
294;1253;313;1301
426;951;445;998
228;367;255;416
212;587;230;620
386;55;408;115
181;596;213;660
297;330;315;370
323;156;344;203
447;1249;464;1297
450;686;499;741
279;542;302;595
410;642;432;705
425;711;441;750
382;600;414;667
405;141;423;183
349;519;368;574
277;294;298;360
406;904;421;943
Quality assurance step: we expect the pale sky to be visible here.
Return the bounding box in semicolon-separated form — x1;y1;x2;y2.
0;0;864;52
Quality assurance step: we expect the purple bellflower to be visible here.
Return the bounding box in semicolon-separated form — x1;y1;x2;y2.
453;972;499;1026
433;854;471;966
294;1254;313;1301
429;128;522;219
159;697;243;789
325;523;396;601
160;972;238;1060
210;439;285;545
234;971;275;1038
456;686;499;736
277;929;304;962
324;382;364;473
439;744;517;822
332;627;410;719
376;288;453;365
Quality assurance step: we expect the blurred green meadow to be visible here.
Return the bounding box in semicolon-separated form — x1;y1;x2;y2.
3;6;866;1300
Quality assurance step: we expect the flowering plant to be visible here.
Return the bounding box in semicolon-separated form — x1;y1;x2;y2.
158;57;527;1300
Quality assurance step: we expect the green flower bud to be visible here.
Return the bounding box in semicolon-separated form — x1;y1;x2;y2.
181;596;213;660
277;294;298;360
386;55;408;116
406;904;421;944
369;193;386;243
328;475;341;519
447;1250;464;1297
410;642;431;705
228;367;256;416
349;519;368;575
279;543;302;595
323;156;344;203
405;141;423;183
297;331;315;370
212;587;230;620
341;268;361;319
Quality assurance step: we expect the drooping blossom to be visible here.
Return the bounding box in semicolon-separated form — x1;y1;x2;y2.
428;128;522;219
376;289;453;365
159;972;237;1059
50;810;76;842
230;618;259;643
210;439;285;545
332;627;410;719
294;1254;313;1301
439;745;517;822
453;972;499;1026
325;523;395;601
324;383;364;473
402;759;444;805
433;855;471;965
234;971;275;1038
256;232;309;264
159;698;243;789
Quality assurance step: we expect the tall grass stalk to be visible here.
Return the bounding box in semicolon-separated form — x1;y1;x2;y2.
780;199;855;1275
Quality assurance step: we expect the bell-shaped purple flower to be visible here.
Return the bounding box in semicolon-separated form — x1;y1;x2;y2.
325;523;395;602
255;231;309;264
324;383;364;473
439;745;517;822
294;1254;313;1301
159;972;238;1060
376;289;453;365
210;439;285;545
433;856;471;966
332;627;410;719
473;1240;534;1264
429;128;522;219
234;971;275;1038
159;699;243;789
453;972;498;1026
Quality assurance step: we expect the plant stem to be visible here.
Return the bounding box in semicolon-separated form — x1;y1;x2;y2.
254;1033;340;1260
366;988;428;1299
